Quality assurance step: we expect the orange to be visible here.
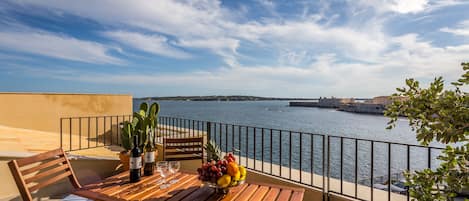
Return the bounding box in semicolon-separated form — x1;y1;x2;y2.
226;162;239;176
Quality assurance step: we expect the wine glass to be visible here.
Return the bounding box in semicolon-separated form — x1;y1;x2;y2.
157;161;170;189
168;161;180;184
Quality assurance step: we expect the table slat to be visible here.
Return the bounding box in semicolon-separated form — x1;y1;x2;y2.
180;186;215;201
249;186;270;201
234;184;259;201
276;189;292;201
103;173;161;195
132;173;190;200
262;188;281;201
290;191;304;201
119;173;180;200
165;179;201;201
140;174;199;200
216;183;248;201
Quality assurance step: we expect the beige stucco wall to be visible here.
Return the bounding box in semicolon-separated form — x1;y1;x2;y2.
0;93;132;133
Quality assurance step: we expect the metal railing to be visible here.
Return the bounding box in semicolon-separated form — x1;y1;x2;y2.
327;135;443;201
156;116;327;200
60;115;443;201
60;115;133;151
210;122;325;188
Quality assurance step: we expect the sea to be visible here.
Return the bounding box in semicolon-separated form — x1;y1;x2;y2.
133;100;442;185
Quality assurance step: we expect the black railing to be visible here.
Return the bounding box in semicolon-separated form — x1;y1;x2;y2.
155;116;208;144
203;120;327;190
327;135;443;201
155;116;327;200
60;115;443;201
60;115;132;151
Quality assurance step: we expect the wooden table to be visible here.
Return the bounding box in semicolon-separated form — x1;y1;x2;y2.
73;171;304;201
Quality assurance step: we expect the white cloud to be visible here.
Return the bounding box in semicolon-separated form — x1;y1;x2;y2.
0;29;122;64
390;0;428;13
2;0;469;97
440;20;469;36
7;0;387;64
13;0;227;38
354;0;467;14
177;37;240;66
104;31;191;59
15;34;468;97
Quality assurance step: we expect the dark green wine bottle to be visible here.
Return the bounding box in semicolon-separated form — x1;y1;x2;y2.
129;135;141;183
143;138;155;176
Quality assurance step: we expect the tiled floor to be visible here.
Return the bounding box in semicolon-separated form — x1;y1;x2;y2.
0;125;121;158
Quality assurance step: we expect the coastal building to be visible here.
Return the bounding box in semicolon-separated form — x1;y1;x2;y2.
317;97;355;108
289;97;355;108
338;102;386;114
339;96;408;114
365;96;408;105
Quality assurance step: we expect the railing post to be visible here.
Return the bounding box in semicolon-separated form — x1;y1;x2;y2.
327;135;330;201
60;118;63;148
206;122;211;142
69;118;72;151
322;135;326;201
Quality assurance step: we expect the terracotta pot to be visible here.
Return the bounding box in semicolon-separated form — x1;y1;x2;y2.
119;151;130;171
119;150;159;171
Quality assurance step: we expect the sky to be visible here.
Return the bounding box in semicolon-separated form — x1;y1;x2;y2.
0;0;468;98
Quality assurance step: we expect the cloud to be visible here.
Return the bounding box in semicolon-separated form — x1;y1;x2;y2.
440;20;469;36
354;0;467;14
104;31;191;59
11;34;468;97
4;0;386;64
389;0;428;13
0;29;123;64
177;37;240;66
1;0;469;97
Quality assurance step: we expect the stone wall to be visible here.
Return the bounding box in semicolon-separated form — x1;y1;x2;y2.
0;93;132;133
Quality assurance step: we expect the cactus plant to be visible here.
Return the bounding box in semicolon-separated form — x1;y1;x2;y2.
121;102;160;151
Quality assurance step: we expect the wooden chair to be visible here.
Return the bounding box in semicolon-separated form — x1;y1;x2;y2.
163;137;204;162
8;148;82;201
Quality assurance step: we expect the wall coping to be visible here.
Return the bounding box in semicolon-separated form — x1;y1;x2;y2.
0;92;131;96
0;151;118;161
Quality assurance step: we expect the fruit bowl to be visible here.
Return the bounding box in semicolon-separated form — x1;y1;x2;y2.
197;152;247;194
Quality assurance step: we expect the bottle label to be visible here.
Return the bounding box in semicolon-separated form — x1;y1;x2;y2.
145;151;155;163
130;157;142;169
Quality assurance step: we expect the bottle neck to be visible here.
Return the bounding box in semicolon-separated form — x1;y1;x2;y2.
133;135;139;149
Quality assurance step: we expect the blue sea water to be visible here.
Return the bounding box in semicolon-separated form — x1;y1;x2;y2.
133;100;441;185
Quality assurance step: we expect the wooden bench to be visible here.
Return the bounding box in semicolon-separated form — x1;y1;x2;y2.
163;137;204;162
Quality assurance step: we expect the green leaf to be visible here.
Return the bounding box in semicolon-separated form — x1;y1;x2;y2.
386;63;469;200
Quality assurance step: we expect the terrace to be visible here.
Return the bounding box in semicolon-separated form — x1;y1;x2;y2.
0;93;451;201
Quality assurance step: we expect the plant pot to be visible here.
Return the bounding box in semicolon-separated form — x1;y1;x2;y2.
119;151;130;171
119;150;159;171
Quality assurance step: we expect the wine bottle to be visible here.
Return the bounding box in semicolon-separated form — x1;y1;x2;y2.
129;135;141;183
143;138;155;176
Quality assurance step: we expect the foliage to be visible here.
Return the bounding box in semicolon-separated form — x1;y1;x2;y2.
121;102;160;151
385;63;469;200
204;140;222;161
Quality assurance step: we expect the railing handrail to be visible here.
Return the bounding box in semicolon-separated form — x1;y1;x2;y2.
60;114;133;119
328;135;444;150
159;115;326;137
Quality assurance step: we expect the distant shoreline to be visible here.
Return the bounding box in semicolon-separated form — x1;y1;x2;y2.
134;95;371;101
134;96;319;101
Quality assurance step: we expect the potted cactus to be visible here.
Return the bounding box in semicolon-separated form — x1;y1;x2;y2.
119;102;160;170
